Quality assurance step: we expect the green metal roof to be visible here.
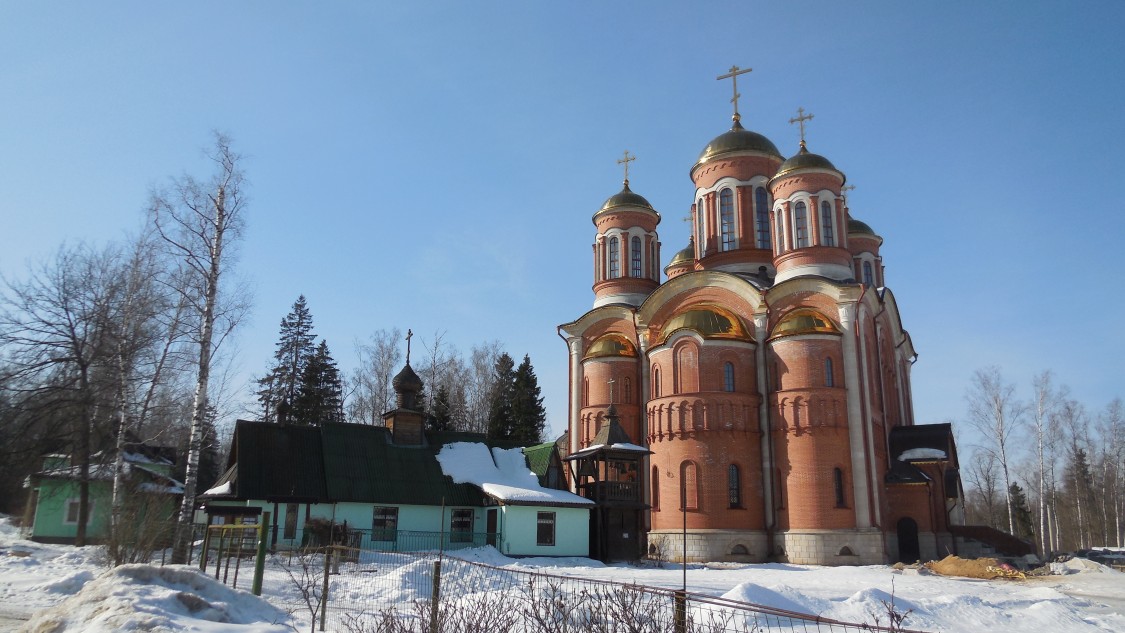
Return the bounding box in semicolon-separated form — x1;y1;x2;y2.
522;442;557;483
230;422;328;503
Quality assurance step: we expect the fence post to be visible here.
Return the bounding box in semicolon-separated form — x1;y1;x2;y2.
199;526;212;572
214;530;226;580
319;547;331;632
252;511;269;596
429;560;442;633
673;590;687;633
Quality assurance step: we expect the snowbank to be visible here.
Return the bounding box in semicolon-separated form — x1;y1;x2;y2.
20;564;293;633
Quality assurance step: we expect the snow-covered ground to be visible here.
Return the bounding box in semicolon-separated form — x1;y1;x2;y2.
1;516;1123;632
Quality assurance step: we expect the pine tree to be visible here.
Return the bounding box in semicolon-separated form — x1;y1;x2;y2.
511;354;546;443
486;353;516;440
291;339;344;425
256;296;317;423
1008;482;1035;541
429;385;454;431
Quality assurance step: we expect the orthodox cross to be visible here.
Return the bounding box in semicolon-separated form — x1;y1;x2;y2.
789;107;814;146
841;184;856;206
716;65;753;119
607;378;616;404
617;150;635;185
405;329;413;365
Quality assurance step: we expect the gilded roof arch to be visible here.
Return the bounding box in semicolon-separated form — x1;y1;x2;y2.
583;333;638;360
656;304;751;346
770;308;841;340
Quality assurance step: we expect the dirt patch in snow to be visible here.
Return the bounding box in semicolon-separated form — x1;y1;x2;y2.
925;555;1008;580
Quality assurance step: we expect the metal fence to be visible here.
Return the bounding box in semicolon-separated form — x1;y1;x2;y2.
261;545;928;633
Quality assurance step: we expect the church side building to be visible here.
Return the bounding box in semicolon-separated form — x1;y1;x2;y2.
559;70;965;565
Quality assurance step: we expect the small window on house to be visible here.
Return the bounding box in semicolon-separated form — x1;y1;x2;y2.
724;362;735;392
820;201;835;247
608;237;620;278
64;498;93;525
728;464;742;508
720;188;736;251
863;261;874;287
372;507;398;541
794;202;809;248
834;468;847;508
631;236;642;277
825;357;835;388
652;466;660;511
451;509;474;543
536;511;556;546
681;461;699;510
755;188;771;249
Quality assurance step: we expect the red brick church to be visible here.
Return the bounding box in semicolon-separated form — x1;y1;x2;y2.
559;67;966;565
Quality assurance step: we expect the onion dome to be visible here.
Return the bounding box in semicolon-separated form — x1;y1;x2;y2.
392;363;423;393
595;181;656;216
583;334;638;360
848;218;876;236
668;238;694;267
774;141;845;182
770;309;841;339
696;117;783;167
657;305;750;345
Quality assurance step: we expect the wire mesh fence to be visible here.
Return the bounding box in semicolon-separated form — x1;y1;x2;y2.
256;544;928;633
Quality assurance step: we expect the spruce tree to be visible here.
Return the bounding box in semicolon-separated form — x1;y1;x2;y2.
291;339;344;425
256;296;317;423
511;354;546;443
429;385;454;431
486;353;516;440
1008;482;1035;541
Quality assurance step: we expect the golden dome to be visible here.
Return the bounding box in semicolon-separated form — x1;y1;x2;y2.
584;334;637;360
695;118;783;167
770;309;840;339
772;142;845;182
667;238;695;267
658;305;750;345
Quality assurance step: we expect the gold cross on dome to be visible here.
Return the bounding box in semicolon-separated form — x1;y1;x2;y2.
789;107;814;145
841;184;856;205
617;151;635;185
717;65;753;120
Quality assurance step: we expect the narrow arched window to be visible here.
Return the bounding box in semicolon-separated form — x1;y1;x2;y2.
681;461;699;510
652;367;661;399
583;377;590;406
697;198;706;256
825;357;834;387
652;466;660;511
728;464;742;508
776;210;785;252
863;261;874;286
631;236;642;277
623;377;632;404
820;201;835;247
720;188;736;251
723;362;735;392
755;188;771;249
649;241;657;279
608;237;620;278
794;202;809;248
834;467;847;507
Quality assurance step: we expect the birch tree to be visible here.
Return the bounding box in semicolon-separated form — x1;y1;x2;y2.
966;366;1025;536
1029;371;1060;556
152;134;248;562
348;328;402;424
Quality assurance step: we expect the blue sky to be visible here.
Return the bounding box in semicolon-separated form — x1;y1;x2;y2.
2;2;1122;440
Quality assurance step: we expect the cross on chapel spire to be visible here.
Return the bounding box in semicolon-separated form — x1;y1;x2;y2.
789;107;814;148
716;65;753;122
617;151;635;186
405;329;413;365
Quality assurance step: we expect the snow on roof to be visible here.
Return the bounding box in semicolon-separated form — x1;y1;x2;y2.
202;481;232;497
436;442;593;506
898;447;947;461
566;442;651;460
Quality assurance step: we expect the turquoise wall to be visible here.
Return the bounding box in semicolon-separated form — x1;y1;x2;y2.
499;506;590;557
31;479;112;541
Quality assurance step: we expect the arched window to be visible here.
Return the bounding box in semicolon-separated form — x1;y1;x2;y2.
583;377;590;406
755;187;771;249
652;367;661;399
652;466;660;511
674;344;697;394
631;236;642;277
863;261;874;286
728;464;742;508
720;188;736;251
608;237;620;278
820;201;835;247
681;461;699;510
697;198;706;255
825;357;835;387
794;202;809;248
723;362;735;392
623;377;632;404
834;467;847;507
775;210;785;252
649;241;657;279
